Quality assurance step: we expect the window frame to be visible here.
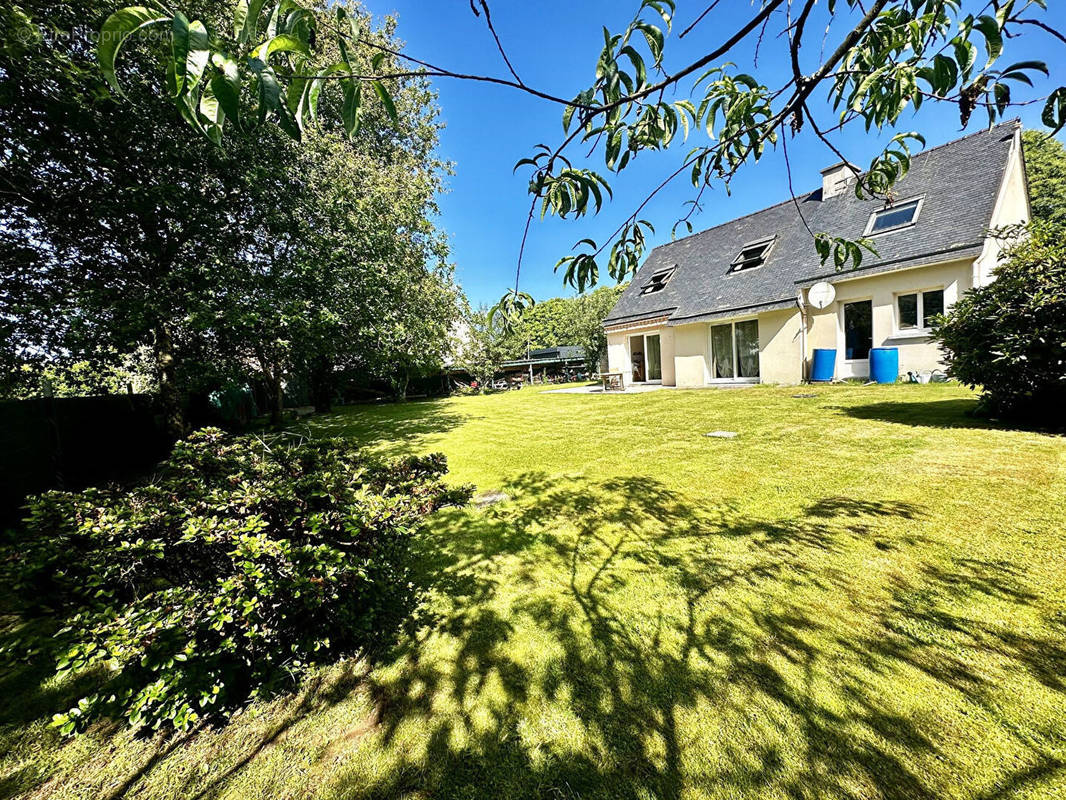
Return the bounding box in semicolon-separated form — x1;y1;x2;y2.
708;317;761;383
639;266;676;296
863;196;924;238
727;237;776;275
893;286;945;336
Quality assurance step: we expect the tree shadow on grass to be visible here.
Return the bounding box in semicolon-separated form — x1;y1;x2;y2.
4;471;1063;799
325;472;1065;800
839;398;1056;432
305;399;474;456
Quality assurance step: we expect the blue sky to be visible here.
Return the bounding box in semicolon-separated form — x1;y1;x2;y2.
365;1;1065;307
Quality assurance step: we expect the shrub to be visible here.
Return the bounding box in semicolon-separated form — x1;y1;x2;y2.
935;222;1066;424
1;429;471;734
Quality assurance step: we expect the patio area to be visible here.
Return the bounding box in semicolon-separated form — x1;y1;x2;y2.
545;382;758;394
545;382;674;394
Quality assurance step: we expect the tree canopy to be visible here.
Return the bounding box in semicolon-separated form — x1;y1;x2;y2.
1022;130;1066;227
500;285;629;372
1;0;459;425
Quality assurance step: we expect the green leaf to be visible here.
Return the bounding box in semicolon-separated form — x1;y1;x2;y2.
185;21;210;93
307;62;348;123
198;81;224;144
342;78;362;137
974;15;1003;67
170;13;190;96
236;0;267;43
993;82;1011;116
98;6;170;97
1042;87;1066;134
372;80;397;124
255;33;310;62
210;53;242;128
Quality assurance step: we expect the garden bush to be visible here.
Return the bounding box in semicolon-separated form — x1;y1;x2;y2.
935;222;1066;424
0;428;471;733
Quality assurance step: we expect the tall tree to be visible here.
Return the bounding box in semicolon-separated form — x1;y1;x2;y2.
1022;130;1066;227
1;0;453;426
1;0;253;431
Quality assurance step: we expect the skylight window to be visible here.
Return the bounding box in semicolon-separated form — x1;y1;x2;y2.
866;197;922;235
728;237;775;274
639;266;676;295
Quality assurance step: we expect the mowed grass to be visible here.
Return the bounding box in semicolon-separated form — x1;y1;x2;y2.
3;382;1065;799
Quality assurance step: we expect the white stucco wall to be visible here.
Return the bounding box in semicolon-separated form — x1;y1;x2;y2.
805;258;973;378
672;323;711;387
758;309;804;384
606;331;629;379
973;126;1031;287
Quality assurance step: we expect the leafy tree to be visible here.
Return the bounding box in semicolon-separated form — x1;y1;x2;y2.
570;285;630;372
456;306;508;389
371;264;462;399
501;284;629;371
1022;130;1066;227
500;298;579;359
934;222;1066;424
0;0;254;432
99;0;1065;309
1;0;453;427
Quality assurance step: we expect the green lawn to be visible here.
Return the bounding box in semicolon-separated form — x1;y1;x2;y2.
3;383;1065;799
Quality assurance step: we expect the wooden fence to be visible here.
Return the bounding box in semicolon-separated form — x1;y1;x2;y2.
0;394;170;526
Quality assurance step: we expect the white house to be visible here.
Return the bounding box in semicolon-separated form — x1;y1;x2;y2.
603;120;1031;386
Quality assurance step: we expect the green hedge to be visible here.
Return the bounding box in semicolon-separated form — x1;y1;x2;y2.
935;222;1066;424
1;428;471;733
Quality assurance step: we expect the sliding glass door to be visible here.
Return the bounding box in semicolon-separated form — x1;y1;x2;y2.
645;334;662;381
629;332;662;382
735;320;759;378
710;320;760;381
710;324;734;379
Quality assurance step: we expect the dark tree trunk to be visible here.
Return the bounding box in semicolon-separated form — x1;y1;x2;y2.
254;348;285;427
393;370;410;401
267;374;284;427
310;360;334;413
154;323;186;440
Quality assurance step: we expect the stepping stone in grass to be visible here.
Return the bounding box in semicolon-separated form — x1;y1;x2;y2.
792;393;818;398
704;431;738;438
474;490;510;508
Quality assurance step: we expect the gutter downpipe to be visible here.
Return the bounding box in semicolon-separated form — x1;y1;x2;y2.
796;289;809;382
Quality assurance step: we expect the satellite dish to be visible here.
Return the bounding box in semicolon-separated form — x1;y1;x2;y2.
808;281;836;310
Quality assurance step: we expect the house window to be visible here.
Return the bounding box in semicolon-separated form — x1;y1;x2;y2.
709;320;760;381
639;267;675;295
897;288;944;331
844;300;872;360
865;197;922;236
728;237;775;273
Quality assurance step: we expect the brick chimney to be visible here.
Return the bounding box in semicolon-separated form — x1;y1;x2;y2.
820;161;859;199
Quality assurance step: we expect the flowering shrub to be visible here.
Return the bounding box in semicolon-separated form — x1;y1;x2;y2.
2;429;471;733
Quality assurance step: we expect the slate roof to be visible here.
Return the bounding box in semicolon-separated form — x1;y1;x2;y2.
604;120;1020;328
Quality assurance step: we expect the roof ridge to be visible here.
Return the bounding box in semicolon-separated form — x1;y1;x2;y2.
651;118;1021;254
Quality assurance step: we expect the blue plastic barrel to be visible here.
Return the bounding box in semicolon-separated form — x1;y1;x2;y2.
869;347;899;384
810;348;836;382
